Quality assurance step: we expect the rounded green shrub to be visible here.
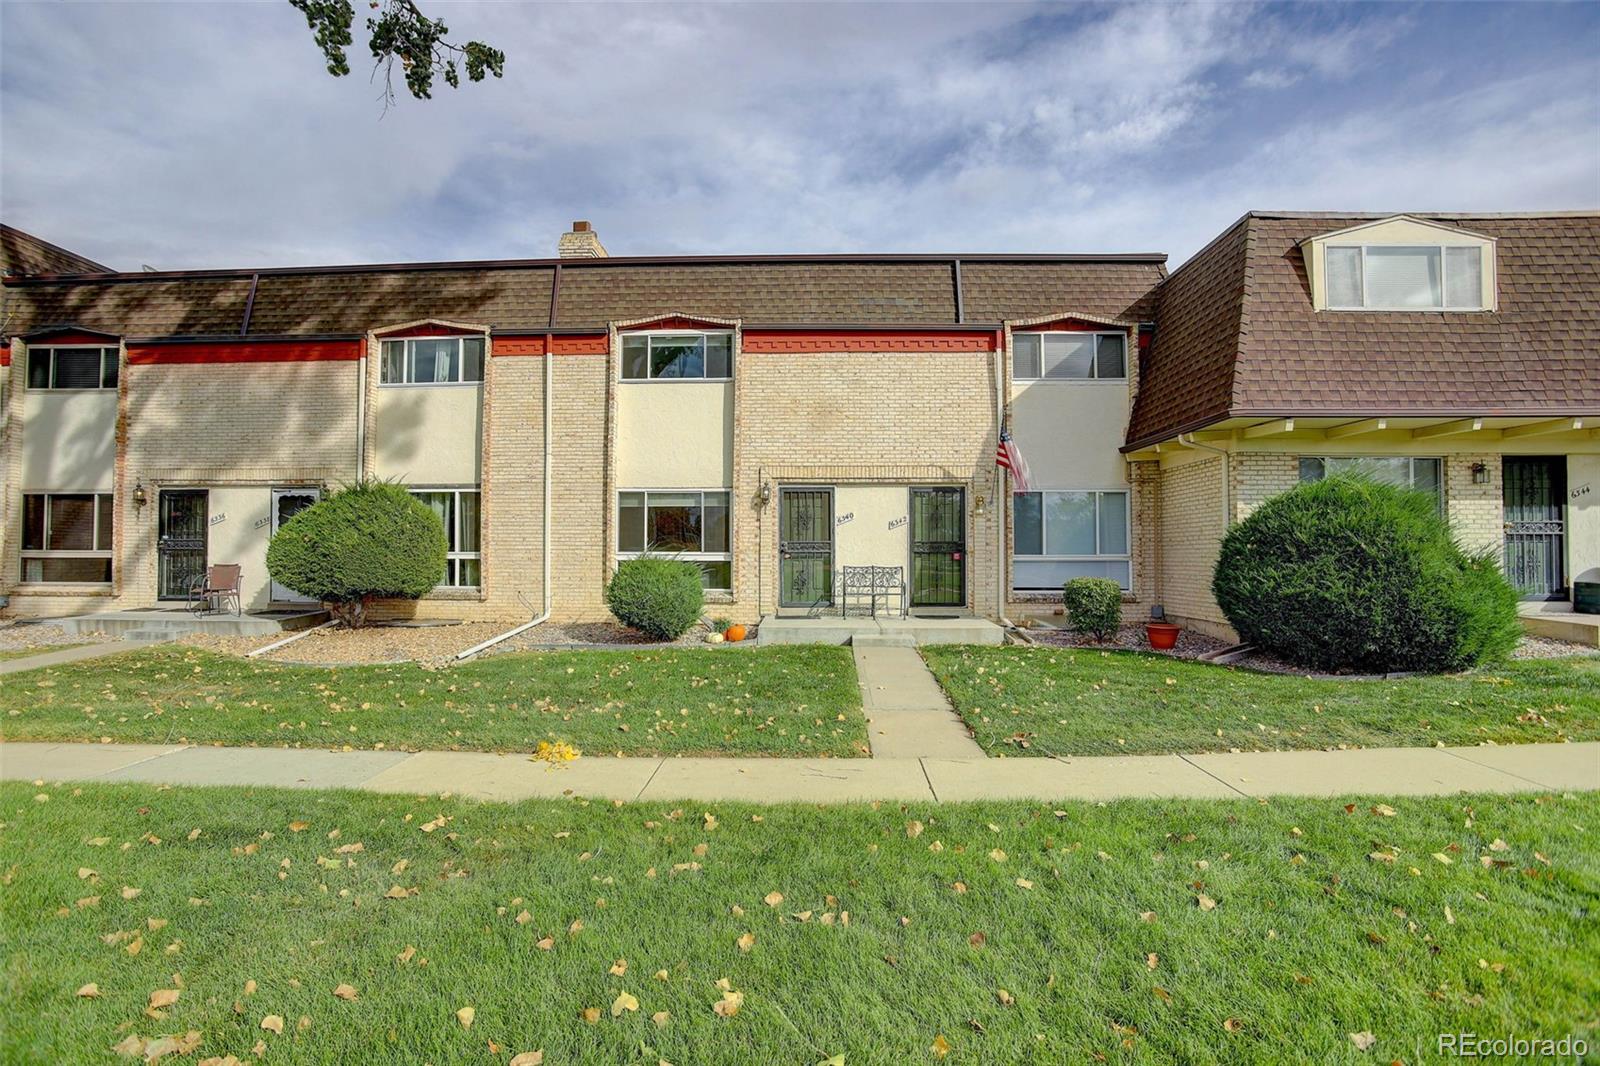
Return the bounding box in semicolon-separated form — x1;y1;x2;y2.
1062;577;1123;640
606;556;705;640
266;481;446;627
1212;477;1521;673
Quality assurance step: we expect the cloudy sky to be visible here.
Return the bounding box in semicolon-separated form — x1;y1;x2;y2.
2;1;1597;272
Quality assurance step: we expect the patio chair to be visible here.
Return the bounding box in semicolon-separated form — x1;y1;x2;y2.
188;564;242;616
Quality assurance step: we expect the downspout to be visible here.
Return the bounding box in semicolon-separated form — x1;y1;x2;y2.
455;334;554;659
993;326;1009;625
354;348;366;481
1178;433;1232;530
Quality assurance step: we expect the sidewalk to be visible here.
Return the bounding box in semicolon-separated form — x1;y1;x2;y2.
4;740;1595;804
0;640;155;675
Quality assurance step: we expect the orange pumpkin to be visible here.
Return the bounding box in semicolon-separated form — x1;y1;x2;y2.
723;624;748;643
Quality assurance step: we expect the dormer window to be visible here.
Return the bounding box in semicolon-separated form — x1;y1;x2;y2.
1325;244;1484;310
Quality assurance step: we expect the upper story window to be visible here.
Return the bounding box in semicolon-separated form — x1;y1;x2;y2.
1326;245;1485;310
621;333;732;381
380;336;485;385
1012;332;1125;382
27;347;118;390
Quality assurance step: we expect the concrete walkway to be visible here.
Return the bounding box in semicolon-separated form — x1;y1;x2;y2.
853;644;986;758
3;740;1595;804
0;640;159;676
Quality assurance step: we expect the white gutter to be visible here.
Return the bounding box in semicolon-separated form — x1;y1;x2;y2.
456;339;554;660
1178;433;1232;529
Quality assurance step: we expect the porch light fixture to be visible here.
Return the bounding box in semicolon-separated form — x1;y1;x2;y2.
1471;462;1489;485
132;480;148;508
758;482;772;506
973;494;987;516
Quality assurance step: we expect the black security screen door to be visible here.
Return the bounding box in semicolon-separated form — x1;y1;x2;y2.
1503;457;1566;600
910;487;965;608
779;488;833;609
158;490;208;600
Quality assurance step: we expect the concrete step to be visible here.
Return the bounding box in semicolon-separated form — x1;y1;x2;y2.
851;633;916;648
52;609;329;639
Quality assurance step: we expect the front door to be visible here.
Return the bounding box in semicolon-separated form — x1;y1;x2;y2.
270;487;322;602
779;487;834;610
157;490;208;600
1503;457;1566;600
909;487;965;608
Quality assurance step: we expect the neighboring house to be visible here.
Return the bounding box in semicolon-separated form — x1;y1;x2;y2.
1;213;1595;635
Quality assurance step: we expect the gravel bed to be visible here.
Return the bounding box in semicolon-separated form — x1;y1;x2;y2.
0;620;115;653
1511;635;1600;660
486;620;723;654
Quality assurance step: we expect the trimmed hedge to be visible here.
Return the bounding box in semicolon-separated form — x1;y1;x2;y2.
1062;577;1122;640
606;556;705;640
1212;477;1521;673
265;481;446;627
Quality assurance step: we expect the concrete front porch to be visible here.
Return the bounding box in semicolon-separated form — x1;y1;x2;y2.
757;614;1004;646
45;607;329;640
1518;601;1600;647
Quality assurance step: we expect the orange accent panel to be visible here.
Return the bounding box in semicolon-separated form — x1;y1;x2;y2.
126;341;363;365
1016;318;1126;333
374;323;482;338
23;330;118;346
617;315;732;332
491;334;609;356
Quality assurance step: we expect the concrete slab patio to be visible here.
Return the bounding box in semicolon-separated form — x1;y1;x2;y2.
4;740;1595;804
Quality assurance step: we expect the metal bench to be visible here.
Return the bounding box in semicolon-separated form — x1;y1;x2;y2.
839;565;907;618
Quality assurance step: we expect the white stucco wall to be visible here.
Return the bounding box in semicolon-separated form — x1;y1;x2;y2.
616;382;732;489
1569;454;1600;584
200;486;274;611
1008;381;1129;490
833;485;912;571
21;392;116;491
373;385;483;485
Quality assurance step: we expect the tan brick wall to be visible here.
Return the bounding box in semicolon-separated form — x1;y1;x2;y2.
1229;452;1298;523
1445;453;1502;556
1156;454;1230;632
733;349;1002;620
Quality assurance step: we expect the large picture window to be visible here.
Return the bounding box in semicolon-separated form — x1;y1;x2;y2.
616;490;732;590
410;488;481;587
1012;489;1129;591
27;347;119;390
1299;457;1442;501
380;337;485;385
21;492;114;582
1325;245;1485;310
1012;332;1125;381
621;333;732;381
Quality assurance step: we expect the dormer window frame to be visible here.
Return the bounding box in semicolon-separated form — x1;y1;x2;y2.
1324;243;1488;313
1304;215;1497;314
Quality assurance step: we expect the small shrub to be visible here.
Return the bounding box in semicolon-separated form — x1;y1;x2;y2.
265;480;446;627
1213;477;1521;673
606;556;705;640
1062;577;1123;640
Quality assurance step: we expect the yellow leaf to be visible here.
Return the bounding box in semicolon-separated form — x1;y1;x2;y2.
1152;986;1172;1002
996;988;1014;1006
930;1033;952;1059
1015;878;1034;890
654;969;669;981
456;1006;475;1029
1371;805;1396;818
288;821;309;832
1431;853;1453;865
611;991;639;1016
77;983;100;998
1197;894;1217;911
652;1011;671;1028
384;886;411;899
703;813;718;831
244;979;257;995
609;959;628;976
1146;953;1159;969
260;1015;284;1035
515;910;532;925
580;1007;601;1024
1349;1030;1376;1051
396;945;416;963
121;886;142;900
989;849;1006;862
736;932;756;953
149;988;180;1009
536;937;555;951
1139;911;1157;923
568;918;584;935
713;992;743;1018
906;820;924;838
333;983;358;1001
509;1053;545;1066
1223;1018;1243;1032
763;891;784;907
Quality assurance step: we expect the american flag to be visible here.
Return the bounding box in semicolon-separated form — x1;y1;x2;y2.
996;429;1031;494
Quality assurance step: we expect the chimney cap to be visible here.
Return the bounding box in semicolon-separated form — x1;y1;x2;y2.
571;221;591;232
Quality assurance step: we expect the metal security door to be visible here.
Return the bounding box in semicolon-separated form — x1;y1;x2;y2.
270;488;322;602
779;488;833;609
157;490;208;600
1503;457;1566;600
909;487;965;608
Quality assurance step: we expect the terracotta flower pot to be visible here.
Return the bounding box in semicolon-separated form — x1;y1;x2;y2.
1145;622;1182;650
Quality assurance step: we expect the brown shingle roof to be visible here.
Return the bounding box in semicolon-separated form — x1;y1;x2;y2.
2;252;1166;339
0;224;110;277
1128;212;1600;448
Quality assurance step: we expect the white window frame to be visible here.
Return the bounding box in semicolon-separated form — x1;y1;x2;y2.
1010;331;1127;382
1011;489;1131;591
619;331;734;383
1298;456;1444;504
26;345;119;391
615;488;733;590
1325;244;1486;311
20;491;114;584
408;487;481;588
379;336;486;387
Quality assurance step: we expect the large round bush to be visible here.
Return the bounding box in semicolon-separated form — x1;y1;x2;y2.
266;481;447;627
1212;477;1520;673
606;556;705;640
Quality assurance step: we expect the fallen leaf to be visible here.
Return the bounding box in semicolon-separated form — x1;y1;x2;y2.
611;991;639;1016
1489;838;1510;852
580;1006;601;1024
149;988;180;1009
1196;894;1216;911
1349;1030;1376;1051
608;958;627;976
1432;853;1453;865
509;1053;545;1066
1139;911;1157;923
536;937;555;951
1152;986;1172;1002
652;1011;671;1028
77;983;100;998
736;933;756;953
713;990;744;1018
396;945;416;964
333;983;358;1001
384;886;411;899
996;988;1014;1006
1223;1017;1243;1032
968;931;987;949
1371;805;1396;818
989;849;1006;862
1015;878;1034;890
1146;953;1159;970
244;979;257;995
763;891;783;908
289;821;309;832
906;820;924;838
931;1034;952;1059
456;1006;476;1029
260;1015;284;1035
121;886;142;900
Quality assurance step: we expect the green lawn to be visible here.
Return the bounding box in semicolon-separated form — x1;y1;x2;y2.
1;783;1594;1064
0;645;866;757
922;646;1600;757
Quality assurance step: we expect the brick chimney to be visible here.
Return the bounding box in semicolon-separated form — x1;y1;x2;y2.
558;220;607;258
